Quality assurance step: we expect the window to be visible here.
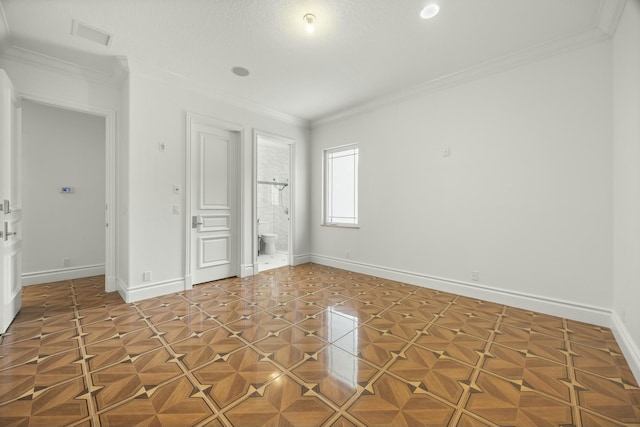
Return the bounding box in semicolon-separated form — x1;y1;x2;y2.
324;144;358;226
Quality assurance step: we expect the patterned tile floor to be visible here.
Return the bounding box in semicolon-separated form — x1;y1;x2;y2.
0;263;639;426
257;251;289;272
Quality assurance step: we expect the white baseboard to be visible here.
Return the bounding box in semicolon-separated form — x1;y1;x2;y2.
240;264;255;278
22;264;106;286
610;311;640;386
120;278;185;303
309;254;612;327
105;275;116;293
293;253;311;266
116;277;128;302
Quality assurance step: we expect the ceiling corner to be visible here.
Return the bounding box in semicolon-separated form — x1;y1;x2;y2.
596;0;627;37
0;1;9;36
111;56;130;86
0;1;11;54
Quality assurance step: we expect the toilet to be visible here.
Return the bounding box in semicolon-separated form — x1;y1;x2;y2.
260;233;278;255
258;221;278;255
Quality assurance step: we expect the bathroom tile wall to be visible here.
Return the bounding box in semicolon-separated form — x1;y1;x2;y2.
257;142;290;252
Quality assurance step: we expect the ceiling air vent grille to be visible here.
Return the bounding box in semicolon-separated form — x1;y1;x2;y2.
72;20;112;47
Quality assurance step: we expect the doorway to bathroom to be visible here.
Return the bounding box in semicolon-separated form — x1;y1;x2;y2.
255;132;293;272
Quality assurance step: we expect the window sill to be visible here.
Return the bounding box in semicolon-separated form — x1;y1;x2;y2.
321;223;360;229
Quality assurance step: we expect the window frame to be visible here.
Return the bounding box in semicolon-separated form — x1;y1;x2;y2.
322;143;359;228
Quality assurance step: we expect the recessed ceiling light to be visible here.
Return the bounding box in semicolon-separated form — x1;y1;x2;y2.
420;4;440;19
231;66;250;77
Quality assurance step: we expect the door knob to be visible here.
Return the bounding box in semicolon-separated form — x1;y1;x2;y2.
192;216;203;228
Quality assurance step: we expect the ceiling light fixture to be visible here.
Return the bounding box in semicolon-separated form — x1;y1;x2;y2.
303;13;316;33
231;66;250;77
420;4;440;19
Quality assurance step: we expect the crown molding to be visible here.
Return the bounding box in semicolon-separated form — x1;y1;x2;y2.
0;43;309;127
312;0;627;129
0;45;127;88
0;2;10;53
215;90;310;128
596;0;627;35
126;57;310;128
0;1;9;36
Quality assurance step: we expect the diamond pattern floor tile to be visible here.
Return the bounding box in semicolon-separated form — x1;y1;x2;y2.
0;267;638;426
388;343;474;405
192;347;282;409
91;347;183;411
224;374;335;427
291;345;378;407
347;372;455;427
465;371;575;426
253;325;325;369
97;376;214;427
170;326;246;371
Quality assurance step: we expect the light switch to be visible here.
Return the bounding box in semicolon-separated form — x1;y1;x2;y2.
173;185;180;194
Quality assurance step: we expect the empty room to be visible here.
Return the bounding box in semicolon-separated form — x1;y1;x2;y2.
0;0;639;426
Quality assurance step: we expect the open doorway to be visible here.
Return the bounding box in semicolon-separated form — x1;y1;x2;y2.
255;132;294;272
21;101;107;287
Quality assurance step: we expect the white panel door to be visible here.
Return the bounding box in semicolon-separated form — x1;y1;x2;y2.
0;70;22;334
190;123;238;285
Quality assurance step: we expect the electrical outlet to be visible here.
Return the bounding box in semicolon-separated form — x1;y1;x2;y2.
173;204;181;214
621;309;626;324
62;258;70;267
345;252;350;259
471;271;479;282
143;271;152;282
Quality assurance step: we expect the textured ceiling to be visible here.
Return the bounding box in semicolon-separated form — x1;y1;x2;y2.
0;0;619;122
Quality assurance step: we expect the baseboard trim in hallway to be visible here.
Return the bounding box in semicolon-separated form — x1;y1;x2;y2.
22;264;105;286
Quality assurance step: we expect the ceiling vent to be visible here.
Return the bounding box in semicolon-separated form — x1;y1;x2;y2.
72;20;112;47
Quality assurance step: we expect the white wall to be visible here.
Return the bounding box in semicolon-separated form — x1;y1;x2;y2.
120;65;310;301
612;0;640;382
21;101;105;284
311;41;613;322
117;75;131;288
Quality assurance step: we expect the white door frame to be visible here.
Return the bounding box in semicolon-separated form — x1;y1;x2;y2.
184;112;244;289
1;70;22;333
18;93;117;292
253;130;295;271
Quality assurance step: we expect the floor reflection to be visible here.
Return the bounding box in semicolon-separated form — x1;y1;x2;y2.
328;306;358;388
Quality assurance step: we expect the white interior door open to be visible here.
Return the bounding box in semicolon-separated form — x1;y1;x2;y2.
0;70;22;334
190;122;238;285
